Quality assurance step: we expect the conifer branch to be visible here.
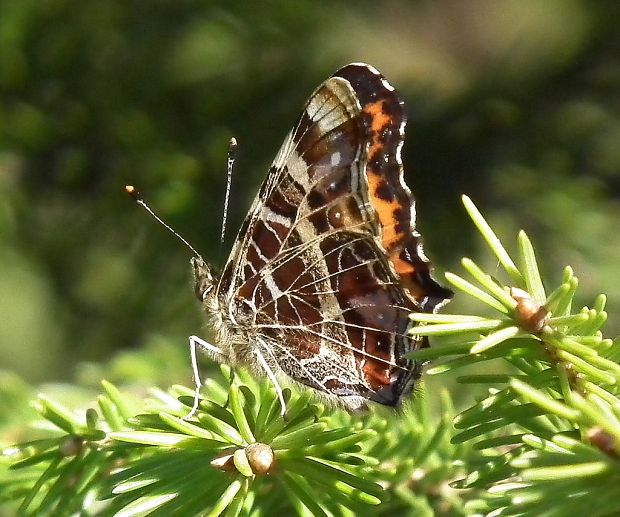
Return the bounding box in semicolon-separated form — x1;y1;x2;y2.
409;195;620;516
2;195;619;516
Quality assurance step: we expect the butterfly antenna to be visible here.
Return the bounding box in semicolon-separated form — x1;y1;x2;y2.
220;137;237;244
125;185;203;260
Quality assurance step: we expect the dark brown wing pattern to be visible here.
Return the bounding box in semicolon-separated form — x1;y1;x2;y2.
218;63;452;408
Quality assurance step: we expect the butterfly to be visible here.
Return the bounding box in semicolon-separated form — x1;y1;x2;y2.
130;63;452;416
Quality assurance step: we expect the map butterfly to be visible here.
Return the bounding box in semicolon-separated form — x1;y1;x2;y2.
133;63;453;415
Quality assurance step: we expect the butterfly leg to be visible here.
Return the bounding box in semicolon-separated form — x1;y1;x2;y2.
182;335;225;420
254;343;287;418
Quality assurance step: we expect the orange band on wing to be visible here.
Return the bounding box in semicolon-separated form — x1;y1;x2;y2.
365;171;401;247
364;100;404;251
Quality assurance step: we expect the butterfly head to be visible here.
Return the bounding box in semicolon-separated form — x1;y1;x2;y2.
191;256;216;302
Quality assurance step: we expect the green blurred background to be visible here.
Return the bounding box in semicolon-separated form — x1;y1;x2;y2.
1;0;619;395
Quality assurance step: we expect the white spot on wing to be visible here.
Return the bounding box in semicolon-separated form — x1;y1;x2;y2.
380;77;395;92
263;270;284;300
285;150;311;190
264;207;292;228
416;242;429;262
396;140;404;166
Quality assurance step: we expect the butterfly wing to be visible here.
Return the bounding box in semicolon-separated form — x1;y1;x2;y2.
218;63;452;407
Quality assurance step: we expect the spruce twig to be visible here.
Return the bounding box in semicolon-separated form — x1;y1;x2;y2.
409;195;620;516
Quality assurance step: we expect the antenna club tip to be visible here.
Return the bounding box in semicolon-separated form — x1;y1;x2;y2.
229;137;237;147
125;185;139;199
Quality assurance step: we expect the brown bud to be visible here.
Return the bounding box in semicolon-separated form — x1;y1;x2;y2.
510;287;549;334
587;427;618;457
246;443;275;475
59;436;84;457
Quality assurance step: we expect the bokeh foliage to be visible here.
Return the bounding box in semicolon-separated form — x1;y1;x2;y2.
1;0;619;493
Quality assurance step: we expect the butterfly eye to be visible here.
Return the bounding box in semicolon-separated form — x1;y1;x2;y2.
191;257;214;302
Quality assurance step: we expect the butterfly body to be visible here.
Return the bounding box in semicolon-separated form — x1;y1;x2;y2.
193;63;452;411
